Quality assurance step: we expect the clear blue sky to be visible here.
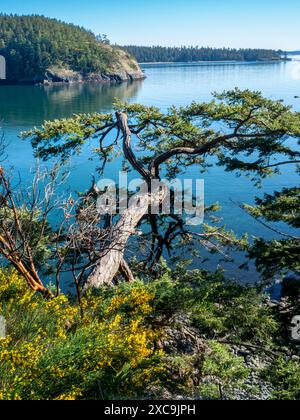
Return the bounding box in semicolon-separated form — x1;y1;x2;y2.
0;0;299;50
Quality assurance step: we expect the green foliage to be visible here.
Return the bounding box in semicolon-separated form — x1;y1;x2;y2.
24;112;113;161
0;268;298;400
122;45;283;63
249;238;300;280
245;188;300;228
245;185;300;281
199;341;250;399
23;89;300;182
0;14;123;81
152;268;279;345
261;356;300;400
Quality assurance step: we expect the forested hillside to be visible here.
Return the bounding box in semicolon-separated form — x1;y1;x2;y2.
0;15;144;83
122;45;284;63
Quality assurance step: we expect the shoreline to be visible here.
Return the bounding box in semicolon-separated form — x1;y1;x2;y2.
0;74;146;87
139;59;290;65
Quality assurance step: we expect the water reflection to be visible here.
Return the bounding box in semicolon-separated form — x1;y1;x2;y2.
0;80;143;127
290;57;300;81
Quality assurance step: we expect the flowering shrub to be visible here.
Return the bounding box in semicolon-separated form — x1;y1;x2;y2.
0;269;33;307
0;271;165;400
0;268;299;400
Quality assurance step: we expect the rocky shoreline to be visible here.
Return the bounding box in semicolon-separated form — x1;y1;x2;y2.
0;70;146;86
42;66;146;85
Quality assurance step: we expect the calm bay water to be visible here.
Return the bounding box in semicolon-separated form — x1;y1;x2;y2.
1;59;299;282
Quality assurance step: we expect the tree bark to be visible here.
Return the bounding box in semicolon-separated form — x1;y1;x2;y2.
119;258;135;283
83;184;167;290
83;112;168;291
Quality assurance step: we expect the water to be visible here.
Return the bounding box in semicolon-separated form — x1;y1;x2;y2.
1;59;299;282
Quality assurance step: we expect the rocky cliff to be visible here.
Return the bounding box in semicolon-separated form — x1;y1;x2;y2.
44;47;145;85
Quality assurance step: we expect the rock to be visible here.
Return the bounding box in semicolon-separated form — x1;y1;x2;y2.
245;354;267;371
7;46;146;86
266;300;279;309
238;349;251;358
39;67;145;86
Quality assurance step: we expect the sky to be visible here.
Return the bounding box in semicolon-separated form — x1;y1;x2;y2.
0;0;299;50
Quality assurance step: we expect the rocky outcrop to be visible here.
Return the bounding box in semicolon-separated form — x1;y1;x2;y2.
43;67;145;85
1;45;145;86
42;47;145;85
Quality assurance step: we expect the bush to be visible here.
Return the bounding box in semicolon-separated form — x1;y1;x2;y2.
261;356;300;400
0;268;297;400
150;268;279;346
0;271;165;400
199;341;250;399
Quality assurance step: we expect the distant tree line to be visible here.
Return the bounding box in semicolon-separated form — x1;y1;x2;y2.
0;14;117;81
122;45;284;63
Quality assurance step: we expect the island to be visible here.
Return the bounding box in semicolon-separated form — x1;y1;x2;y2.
122;45;287;63
0;15;145;84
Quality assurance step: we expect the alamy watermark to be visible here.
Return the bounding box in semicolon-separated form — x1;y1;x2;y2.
0;55;6;80
96;172;205;226
291;316;300;341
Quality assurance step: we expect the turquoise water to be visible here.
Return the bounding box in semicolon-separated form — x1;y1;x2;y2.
1;59;299;282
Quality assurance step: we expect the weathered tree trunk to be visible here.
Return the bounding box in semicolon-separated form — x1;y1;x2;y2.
119;258;135;283
83;189;149;290
83;112;168;291
84;186;166;290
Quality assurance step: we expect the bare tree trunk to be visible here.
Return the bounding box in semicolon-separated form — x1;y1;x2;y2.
84;187;160;290
83;184;168;290
83;112;168;291
119;258;135;283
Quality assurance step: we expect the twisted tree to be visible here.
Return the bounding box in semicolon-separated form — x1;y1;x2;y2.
20;89;300;290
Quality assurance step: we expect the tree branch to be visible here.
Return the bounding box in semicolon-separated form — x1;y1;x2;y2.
116;112;152;182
